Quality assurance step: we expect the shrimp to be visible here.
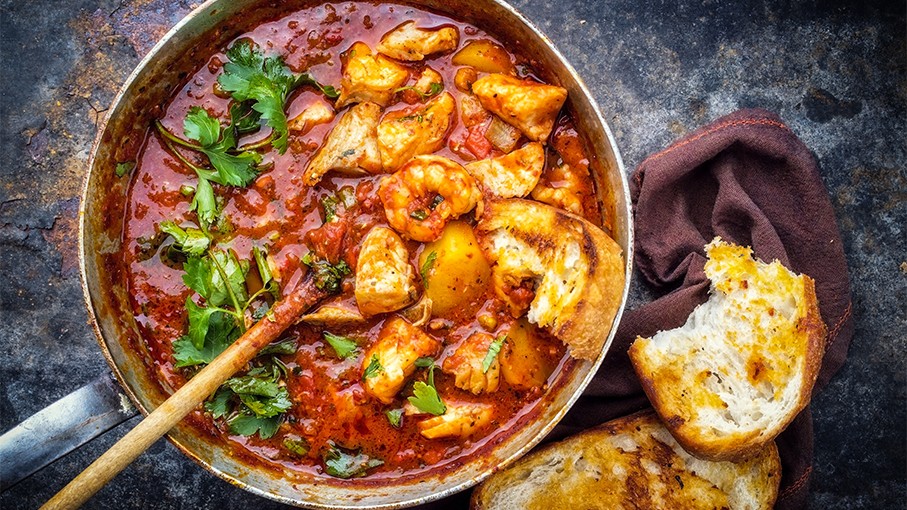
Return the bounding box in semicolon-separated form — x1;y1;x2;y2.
529;161;587;216
377;155;482;242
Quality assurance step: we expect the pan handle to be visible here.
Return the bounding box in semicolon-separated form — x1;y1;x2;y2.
0;372;138;491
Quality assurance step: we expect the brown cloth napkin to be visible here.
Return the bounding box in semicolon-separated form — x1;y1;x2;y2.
553;108;854;509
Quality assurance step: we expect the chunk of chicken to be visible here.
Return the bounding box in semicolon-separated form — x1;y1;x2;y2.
442;332;500;395
471;74;567;144
288;102;335;134
530;161;586;215
362;317;440;404
465;142;545;198
355;227;419;317
337;42;410;108
416;401;493;439
302;102;383;186
376;21;459;61
377;92;455;171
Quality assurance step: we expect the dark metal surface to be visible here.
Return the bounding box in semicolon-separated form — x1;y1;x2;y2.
1;0;904;508
0;373;137;491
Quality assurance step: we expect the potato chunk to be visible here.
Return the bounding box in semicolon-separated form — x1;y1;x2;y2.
465;142;545;198
500;319;557;389
471;74;567;144
419;221;492;317
376;21;459;61
452;39;514;75
355;227;419;317
362;317;440;404
337;42;410;108
302;102;382;186
416;401;493;439
442;332;500;395
377;92;455;171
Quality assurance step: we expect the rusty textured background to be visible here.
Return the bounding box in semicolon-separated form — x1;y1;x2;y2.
1;0;904;508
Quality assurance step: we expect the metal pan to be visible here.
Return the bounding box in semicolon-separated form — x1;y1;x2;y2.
8;0;633;506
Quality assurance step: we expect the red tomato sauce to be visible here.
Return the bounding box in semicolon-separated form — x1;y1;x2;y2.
121;1;607;481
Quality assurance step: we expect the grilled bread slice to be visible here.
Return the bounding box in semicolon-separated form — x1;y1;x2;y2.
475;199;625;360
471;410;781;510
629;238;826;461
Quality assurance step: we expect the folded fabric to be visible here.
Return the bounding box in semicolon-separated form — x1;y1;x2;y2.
554;108;854;509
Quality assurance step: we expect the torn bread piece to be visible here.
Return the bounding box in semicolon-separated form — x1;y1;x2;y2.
629;238;827;461
471;410;781;510
475;199;624;360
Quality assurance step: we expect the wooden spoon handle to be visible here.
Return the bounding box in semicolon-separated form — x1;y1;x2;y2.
41;279;323;510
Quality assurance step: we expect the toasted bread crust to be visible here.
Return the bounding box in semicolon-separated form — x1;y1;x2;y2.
475;199;624;360
629;240;827;461
471;410;782;510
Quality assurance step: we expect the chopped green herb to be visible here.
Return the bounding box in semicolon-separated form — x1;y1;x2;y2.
420;251;437;286
408;357;446;415
340;148;356;158
394;82;443;100
259;338;297;356
252;245;279;299
204;387;233;418
217;41;337;153
409;209;429;221
322;442;384;479
173;311;240;367
184;107;261;187
159;221;210;257
482;335;507;373
363;354;383;379
429;194;445;210
408;381;446;416
385;408;404;428
414;356;435;368
303;254;351;294
283;437;310;456
228;413;281;439
324;332;358;359
115;161;135;177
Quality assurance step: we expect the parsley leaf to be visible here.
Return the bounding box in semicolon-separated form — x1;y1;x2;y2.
191;176;218;228
302;254;351;294
294;73;340;99
386;408;403;428
259;338;297;356
172;311;240;367
410;209;428;221
363;354;383;379
204;387;233;418
408;381;446;416
229;413;281;439
217;41;301;154
252;246;279;299
115;161;135;177
324;332;358;358
408;357;446;415
184;107;261;187
482;335;507;373
323;442;383;479
208;249;250;308
229;100;262;135
283;436;310;456
185;296;217;350
159;221;210;257
420;251;437;286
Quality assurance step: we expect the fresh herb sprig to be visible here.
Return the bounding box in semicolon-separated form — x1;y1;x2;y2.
408;357;446;415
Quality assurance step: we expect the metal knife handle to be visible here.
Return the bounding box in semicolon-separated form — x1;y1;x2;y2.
0;372;139;491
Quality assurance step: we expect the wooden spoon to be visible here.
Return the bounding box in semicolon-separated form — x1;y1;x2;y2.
41;278;326;510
